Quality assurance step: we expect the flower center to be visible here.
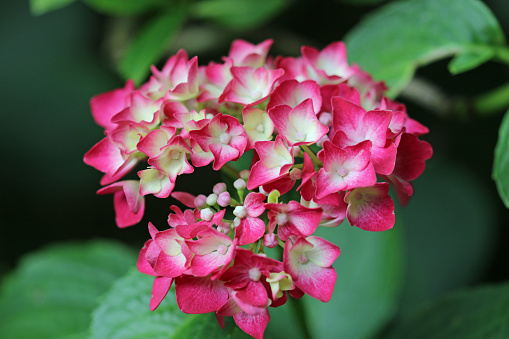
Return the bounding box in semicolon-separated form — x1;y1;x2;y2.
299;254;308;264
170;150;181;160
216;244;228;255
219;132;231;145
248;267;262;281
276;212;288;225
256;123;265;133
337;166;348;177
295;131;306;141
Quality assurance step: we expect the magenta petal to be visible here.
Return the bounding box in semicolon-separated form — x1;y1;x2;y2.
150;276;173;311
137;240;156;276
294;263;337;302
175;275;229;314
233;308;270;339
236;217;266;245
345;183;395;231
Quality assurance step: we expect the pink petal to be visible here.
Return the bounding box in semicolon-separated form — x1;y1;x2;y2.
175;275;229;314
150;276;173;311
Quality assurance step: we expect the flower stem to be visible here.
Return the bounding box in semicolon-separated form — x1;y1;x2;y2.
220;163;240;181
300;145;321;166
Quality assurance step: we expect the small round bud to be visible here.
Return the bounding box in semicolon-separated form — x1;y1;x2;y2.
217;191;231;207
319;112;333;126
217;221;231;233
233;217;241;227
233;206;247;219
194;194;207;209
292;146;301;157
239;170;250;181
213;182;227;194
234;178;246;190
316;135;329;148
263;233;278;248
200;208;214;221
206;193;218;206
289;168;302;180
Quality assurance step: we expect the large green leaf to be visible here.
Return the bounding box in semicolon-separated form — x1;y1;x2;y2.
29;0;76;15
191;0;288;30
81;0;166;15
301;221;404;339
397;158;498;319
119;5;186;85
493;108;509;208
0;240;136;339
385;283;509;338
89;269;250;338
345;0;506;97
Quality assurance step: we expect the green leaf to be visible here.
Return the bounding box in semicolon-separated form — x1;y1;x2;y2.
0;240;136;339
397;158;498;319
81;0;166;15
336;0;388;5
493;108;509;208
191;0;288;30
29;0;76;16
301;221;404;339
89;269;250;339
384;283;509;338
119;5;186;85
345;0;505;97
448;47;495;75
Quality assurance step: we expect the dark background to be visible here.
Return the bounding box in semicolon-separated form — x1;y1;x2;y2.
1;0;509;304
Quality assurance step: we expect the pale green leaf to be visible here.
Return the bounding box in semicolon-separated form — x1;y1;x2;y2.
385;283;509;338
448;48;495;74
89;269;250;339
345;0;505;97
119;6;186;85
302;221;404;339
493;109;509;208
0;240;136;339
191;0;288;30
30;0;76;15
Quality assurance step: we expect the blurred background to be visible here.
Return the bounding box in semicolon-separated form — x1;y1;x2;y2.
2;0;509;329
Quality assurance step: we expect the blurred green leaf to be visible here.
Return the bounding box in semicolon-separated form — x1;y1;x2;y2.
0;240;136;339
493;108;509;208
397;159;497;319
448;47;495;75
89;269;250;339
81;0;166;15
119;5;186;85
336;0;387;5
30;0;76;16
192;0;288;30
385;283;509;338
345;0;505;97
301;221;404;339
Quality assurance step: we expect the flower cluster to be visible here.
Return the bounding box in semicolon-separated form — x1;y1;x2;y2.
84;40;432;338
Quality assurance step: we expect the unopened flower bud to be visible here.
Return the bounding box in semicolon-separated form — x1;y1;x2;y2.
217;221;231;233
289;168;302;180
206;193;218;206
213;182;227;194
263;233;278;248
217;191;231;207
239;170;250;181
316;135;330;148
234;178;246;190
233;206;247;219
194;194;207;209
200;208;214;221
233;217;241;227
292;146;301;157
319;112;333;126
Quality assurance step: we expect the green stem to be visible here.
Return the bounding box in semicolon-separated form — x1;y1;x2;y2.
220;163;240;181
300;145;321;167
494;46;509;66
